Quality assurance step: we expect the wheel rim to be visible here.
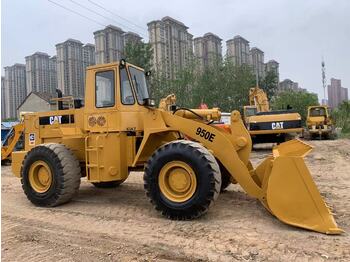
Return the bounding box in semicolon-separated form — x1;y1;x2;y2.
28;160;53;193
158;161;197;202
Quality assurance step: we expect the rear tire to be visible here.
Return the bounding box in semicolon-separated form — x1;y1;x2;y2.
92;180;125;188
21;143;81;207
144;140;221;220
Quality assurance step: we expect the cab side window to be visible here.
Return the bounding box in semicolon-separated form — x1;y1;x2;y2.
95;70;115;108
120;68;135;105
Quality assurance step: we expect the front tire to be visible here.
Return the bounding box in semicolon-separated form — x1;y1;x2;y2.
21;143;81;207
144;140;221;220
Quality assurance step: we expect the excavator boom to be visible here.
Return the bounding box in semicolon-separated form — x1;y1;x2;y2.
249;86;270;112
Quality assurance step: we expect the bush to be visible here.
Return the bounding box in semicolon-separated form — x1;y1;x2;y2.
331;101;350;135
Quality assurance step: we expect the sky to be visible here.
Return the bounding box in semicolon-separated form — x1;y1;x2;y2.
1;0;350;100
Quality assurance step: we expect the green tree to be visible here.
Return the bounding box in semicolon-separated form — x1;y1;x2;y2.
149;58;256;112
175;60;255;111
331;101;350;134
124;42;153;71
271;90;319;122
2;118;18;122
259;70;278;99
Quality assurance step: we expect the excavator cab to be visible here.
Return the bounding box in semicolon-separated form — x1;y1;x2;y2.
243;105;257;126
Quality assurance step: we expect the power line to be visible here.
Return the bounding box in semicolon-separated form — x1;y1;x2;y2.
47;0;106;27
87;0;148;32
69;0;147;38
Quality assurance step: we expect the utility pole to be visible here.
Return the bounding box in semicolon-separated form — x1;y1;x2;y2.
321;58;326;104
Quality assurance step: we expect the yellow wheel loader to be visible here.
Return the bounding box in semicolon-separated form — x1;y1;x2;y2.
304;105;336;140
8;60;343;234
243;87;303;144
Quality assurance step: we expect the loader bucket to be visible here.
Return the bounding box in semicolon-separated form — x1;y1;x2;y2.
257;139;343;234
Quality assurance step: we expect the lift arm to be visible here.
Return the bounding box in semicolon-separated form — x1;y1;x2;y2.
160;109;342;234
1;123;24;161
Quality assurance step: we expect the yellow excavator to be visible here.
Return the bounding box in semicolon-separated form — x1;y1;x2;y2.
5;60;343;234
304;105;336;140
243;86;303;144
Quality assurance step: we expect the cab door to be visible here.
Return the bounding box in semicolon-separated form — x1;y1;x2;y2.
84;66;128;182
84;67;119;132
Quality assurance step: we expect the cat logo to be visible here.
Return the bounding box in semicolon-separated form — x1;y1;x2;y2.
272;122;284;130
49;115;62;125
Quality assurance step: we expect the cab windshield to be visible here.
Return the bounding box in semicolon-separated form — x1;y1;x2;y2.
128;66;150;104
245;107;257;117
310;108;326;117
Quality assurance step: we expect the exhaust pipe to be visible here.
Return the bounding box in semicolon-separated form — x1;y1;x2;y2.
56;89;63;110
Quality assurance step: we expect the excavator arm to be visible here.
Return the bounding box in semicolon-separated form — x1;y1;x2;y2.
249;86;270;112
1;123;24;161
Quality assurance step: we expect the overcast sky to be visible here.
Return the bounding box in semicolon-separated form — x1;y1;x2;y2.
2;0;350;99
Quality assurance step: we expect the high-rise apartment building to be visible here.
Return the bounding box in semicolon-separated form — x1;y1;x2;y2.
265;60;279;82
194;32;222;70
278;79;299;92
327;78;348;108
148;16;193;78
4;64;27;119
250;47;265;80
83;44;96;68
123;32;142;46
82;43;96;82
56;39;84;98
49;56;58;92
25;52;57;94
226;35;250;66
94;25;125;64
1;76;6;120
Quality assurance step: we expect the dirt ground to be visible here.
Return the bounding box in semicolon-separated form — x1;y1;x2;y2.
1;139;350;261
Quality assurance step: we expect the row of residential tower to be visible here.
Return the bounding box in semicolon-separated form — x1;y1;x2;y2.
3;16;346;120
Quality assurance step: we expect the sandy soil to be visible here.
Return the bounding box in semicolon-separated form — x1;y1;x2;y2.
2;139;350;261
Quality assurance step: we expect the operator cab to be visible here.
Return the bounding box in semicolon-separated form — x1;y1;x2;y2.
243;106;258;119
309;107;327;117
82;60;155;132
92;59;153;111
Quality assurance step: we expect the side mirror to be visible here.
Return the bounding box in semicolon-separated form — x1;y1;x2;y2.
143;98;156;107
145;71;151;77
120;59;126;69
